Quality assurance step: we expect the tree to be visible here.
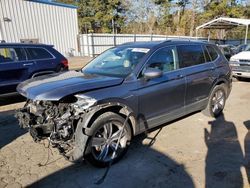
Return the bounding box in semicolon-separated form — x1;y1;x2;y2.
56;0;127;33
55;0;250;39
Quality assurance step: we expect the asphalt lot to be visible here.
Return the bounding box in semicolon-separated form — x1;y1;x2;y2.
0;58;250;187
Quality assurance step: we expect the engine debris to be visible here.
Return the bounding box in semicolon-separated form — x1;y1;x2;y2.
15;100;84;159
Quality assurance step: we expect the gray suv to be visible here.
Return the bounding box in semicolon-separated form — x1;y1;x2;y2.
16;40;232;167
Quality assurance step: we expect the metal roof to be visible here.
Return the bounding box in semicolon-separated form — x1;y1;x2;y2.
27;0;78;9
196;17;250;30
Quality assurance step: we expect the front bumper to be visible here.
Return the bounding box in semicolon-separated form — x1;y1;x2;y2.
230;60;250;78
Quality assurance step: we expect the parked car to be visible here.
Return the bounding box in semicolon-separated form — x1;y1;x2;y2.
226;44;238;54
235;44;248;54
229;44;250;80
16;40;232;167
218;45;235;60
0;43;68;95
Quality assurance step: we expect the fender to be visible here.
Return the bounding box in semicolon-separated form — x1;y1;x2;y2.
81;101;137;136
31;70;55;78
71;101;138;161
211;76;231;97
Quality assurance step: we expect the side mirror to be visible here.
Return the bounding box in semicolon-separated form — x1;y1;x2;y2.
143;68;163;80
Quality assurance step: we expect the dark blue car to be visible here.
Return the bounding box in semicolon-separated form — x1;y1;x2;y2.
0;43;68;95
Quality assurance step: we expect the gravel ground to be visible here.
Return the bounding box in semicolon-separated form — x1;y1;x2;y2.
0;59;250;187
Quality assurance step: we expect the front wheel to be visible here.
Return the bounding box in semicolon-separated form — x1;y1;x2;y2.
203;84;227;118
85;112;132;167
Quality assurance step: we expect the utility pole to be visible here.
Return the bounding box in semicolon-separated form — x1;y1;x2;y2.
112;18;115;35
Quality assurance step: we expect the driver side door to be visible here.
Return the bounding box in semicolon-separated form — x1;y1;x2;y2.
136;46;186;129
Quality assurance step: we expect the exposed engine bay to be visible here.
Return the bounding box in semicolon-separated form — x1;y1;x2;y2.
15;94;135;164
15;99;90;160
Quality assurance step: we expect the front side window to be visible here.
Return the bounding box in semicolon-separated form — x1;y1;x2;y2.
177;45;205;68
0;48;27;63
82;47;150;77
26;48;53;60
146;46;178;73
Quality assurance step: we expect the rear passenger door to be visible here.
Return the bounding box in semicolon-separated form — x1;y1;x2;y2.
26;47;56;72
177;44;217;112
0;47;30;94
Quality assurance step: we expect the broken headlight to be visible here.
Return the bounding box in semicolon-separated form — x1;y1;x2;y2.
73;95;97;111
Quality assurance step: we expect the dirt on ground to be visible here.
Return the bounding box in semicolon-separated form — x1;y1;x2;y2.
0;58;250;187
67;56;92;70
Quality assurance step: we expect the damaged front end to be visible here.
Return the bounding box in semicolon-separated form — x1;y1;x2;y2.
15;96;96;161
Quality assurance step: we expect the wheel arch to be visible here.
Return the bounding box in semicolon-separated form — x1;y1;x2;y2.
82;102;137;137
30;70;56;78
211;76;230;97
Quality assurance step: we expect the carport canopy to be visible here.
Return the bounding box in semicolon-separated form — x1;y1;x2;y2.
196;17;250;44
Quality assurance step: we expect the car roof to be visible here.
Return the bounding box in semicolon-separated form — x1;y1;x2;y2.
0;43;53;47
119;39;211;49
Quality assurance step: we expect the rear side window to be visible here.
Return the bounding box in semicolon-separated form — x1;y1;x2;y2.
206;46;219;61
26;48;53;60
177;45;205;68
0;48;27;63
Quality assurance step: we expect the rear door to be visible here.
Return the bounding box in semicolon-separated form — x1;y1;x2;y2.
0;47;30;94
137;46;186;128
25;47;56;72
177;44;217;112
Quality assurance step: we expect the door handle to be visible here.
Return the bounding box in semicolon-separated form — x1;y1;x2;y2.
177;74;184;78
173;74;184;80
210;67;215;70
23;63;33;66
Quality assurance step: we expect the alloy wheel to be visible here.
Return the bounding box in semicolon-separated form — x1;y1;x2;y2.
211;89;225;115
91;120;129;162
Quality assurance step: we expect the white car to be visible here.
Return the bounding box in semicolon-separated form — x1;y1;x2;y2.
229;44;250;80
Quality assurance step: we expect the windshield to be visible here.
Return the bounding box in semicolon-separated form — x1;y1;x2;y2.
82;47;150;77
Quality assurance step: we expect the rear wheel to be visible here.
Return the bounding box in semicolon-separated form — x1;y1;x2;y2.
203;84;227;118
85;112;132;167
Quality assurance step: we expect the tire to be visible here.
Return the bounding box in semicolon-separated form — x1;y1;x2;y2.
236;76;244;81
203;84;227;118
85;112;132;167
232;76;239;82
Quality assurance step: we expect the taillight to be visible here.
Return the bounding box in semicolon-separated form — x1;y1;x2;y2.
61;59;68;67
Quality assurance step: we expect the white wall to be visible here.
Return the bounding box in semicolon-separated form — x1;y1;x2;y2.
0;0;79;56
79;33;208;57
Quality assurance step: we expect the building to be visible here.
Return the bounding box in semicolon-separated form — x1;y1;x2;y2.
0;0;79;56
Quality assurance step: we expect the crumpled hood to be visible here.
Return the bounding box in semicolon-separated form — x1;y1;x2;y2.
231;51;250;61
17;71;124;101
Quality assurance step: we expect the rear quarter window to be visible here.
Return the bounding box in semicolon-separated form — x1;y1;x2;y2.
206;45;219;61
177;45;205;68
26;47;53;60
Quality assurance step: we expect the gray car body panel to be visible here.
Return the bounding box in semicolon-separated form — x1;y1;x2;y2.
17;70;124;101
